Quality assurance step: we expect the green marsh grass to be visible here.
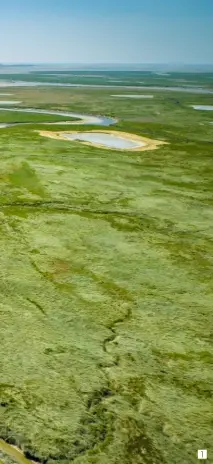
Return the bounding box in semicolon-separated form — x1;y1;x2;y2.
0;82;212;464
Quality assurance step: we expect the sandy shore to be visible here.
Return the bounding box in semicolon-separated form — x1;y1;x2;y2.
38;129;167;152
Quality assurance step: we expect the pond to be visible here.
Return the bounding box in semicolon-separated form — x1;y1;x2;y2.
191;105;213;111
0;100;21;105
112;94;154;99
63;132;145;149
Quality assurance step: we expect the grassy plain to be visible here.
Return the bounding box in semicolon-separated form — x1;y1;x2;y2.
0;70;213;89
0;79;212;464
1;85;213;129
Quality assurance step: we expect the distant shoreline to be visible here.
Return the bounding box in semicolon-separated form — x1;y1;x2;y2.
1;63;213;72
0;80;212;94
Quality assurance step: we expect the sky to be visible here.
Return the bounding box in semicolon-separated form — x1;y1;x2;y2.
0;0;212;64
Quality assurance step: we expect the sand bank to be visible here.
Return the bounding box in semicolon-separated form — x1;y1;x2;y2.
38;129;167;152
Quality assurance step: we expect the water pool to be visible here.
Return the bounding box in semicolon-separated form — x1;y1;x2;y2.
191;105;213;111
63;132;145;149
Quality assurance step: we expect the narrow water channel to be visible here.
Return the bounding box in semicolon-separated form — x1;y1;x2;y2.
0;440;33;464
0;107;116;128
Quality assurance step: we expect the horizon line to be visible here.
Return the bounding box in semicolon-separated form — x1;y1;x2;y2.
1;62;213;66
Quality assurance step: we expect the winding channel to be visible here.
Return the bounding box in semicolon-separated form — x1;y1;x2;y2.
0;107;117;128
0;439;32;464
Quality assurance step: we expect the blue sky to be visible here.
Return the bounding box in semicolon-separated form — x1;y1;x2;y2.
0;0;212;64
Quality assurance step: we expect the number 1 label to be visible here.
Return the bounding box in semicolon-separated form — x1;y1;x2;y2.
198;450;207;460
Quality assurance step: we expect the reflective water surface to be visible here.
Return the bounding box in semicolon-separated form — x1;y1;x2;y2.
63;132;145;149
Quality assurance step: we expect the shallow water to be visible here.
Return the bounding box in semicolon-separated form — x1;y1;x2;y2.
155;72;170;76
0;123;8;128
0;100;21;105
63;132;145;149
191;105;213;111
112;94;153;99
144;86;213;94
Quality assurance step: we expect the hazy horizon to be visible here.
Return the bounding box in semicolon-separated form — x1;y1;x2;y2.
1;63;213;73
1;62;213;66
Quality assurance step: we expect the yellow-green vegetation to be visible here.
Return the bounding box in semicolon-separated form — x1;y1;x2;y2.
0;81;212;464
